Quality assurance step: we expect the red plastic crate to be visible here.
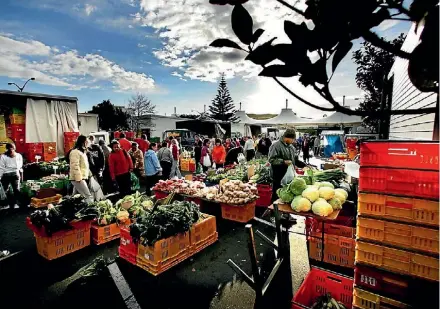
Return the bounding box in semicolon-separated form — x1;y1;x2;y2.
10;124;25;139
26;143;43;152
256;184;272;207
118;246;137;265
64;132;79;142
292;267;353;309
360;141;439;170
15;140;26;153
119;226;138;257
125;131;135;140
43;153;57;162
154;190;168;200
114;131;121;139
43;142;57;154
359;167;439;200
306;216;355;238
354;264;409;301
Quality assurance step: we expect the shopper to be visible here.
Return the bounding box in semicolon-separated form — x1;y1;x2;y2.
244;136;256;161
108;140;133;197
0;143;23;210
194;135;202;168
268;129;297;203
128;142;145;178
144;143;162;196
212;139;226;169
134;134;149;154
69;136;93;204
99;140;112;194
157;141;173;179
118;132;131;152
200;139;211;172
87;135;105;181
314;135;321;157
302;136;311;164
225;144;243;166
170;139;182;178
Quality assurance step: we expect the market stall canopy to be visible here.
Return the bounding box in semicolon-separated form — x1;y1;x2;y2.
312;112;362;125
256;108;309;125
235;110;259;124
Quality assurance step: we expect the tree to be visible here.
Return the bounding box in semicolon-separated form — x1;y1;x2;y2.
178;114;200;119
353;33;406;129
126;93;156;133
208;0;438;118
89;100;129;131
209;73;239;122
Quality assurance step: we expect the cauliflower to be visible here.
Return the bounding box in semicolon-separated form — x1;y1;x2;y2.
116;210;130;223
313;182;321;188
141;200;154;209
289;177;307;195
334;189;348;203
312;199;334;217
328;198;342;210
319;186;335;200
291;196;312;212
277;187;294;203
301;187;320;202
319;181;335;189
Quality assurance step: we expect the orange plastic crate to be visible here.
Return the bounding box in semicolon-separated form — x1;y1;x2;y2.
91;222;122;245
137;232;190;265
353;287;410;309
360;141;439;171
34;221;91;260
189;232;218;255
43;142;57;154
220;201;256;223
355;241;439;281
359;167;439;199
358;193;439;227
292;267;353;309
30;194;62;208
309;234;355;268
357;217;439;254
137;249;189;276
189;214;217;246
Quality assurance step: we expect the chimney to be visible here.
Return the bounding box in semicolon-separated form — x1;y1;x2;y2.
239;102;242;111
285;99;288;109
204;105;206;113
174;107;177;114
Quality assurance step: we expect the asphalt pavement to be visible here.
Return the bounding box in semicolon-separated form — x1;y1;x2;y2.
0;202;312;309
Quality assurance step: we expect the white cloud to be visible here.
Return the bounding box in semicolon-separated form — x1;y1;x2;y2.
84;4;97;16
377;20;400;31
135;0;305;82
0;34;155;92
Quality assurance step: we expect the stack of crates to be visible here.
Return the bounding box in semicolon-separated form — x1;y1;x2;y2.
64;132;79;155
354;141;439;309
26;143;43;163
0;115;6;139
8;124;26;153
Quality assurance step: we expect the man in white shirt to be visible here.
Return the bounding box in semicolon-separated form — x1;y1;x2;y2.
243;136;256;161
0;143;23;210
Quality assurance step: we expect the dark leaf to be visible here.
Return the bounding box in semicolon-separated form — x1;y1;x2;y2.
312;58;328;84
259;65;299;77
332;41;353;72
245;37;277;65
210;38;244;50
231;4;254;45
409;0;437;23
284;21;309;44
252;29;265;43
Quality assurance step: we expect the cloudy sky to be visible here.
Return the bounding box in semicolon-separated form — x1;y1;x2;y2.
0;0;410;117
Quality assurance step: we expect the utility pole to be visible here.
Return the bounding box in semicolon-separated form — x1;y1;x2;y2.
343;95;346;107
285;99;288;109
239;102;242;111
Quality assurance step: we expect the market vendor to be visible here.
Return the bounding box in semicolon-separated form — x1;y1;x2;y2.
0;143;23;210
268;128;297;203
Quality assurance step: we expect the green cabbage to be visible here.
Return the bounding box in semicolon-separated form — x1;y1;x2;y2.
319;181;335;189
291;196;312;212
311;199;334;217
289;177;307;195
277;187;294;203
318;186;335;200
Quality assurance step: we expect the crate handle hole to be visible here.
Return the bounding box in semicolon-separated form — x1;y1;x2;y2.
326;276;342;283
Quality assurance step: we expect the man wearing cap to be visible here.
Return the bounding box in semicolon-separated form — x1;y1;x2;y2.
268;128;297;202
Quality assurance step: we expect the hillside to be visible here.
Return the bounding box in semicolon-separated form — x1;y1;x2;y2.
246;113;277;120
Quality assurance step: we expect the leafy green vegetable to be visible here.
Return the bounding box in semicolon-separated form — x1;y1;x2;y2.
288;177;307;195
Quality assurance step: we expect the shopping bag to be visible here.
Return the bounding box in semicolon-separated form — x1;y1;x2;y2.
196;163;203;174
88;176;104;201
202;154;211;167
130;172;140;191
237;153;246;164
281;165;294;186
212;162;216;169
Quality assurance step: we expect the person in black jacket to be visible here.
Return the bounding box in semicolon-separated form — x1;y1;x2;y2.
87;135;105;182
225;144;244;166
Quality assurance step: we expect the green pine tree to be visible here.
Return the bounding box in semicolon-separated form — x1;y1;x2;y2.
209;73;238;122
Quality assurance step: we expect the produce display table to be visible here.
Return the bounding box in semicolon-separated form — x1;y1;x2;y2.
21;177;70;198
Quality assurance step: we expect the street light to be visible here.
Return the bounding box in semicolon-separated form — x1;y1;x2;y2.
8;78;35;92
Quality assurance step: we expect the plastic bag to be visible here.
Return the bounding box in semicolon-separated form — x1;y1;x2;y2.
212;162;216;169
88;176;104;201
196;163;203;174
203;154;211;167
0;183;6;200
281;165;294;186
237;153;246;164
130;172;140;191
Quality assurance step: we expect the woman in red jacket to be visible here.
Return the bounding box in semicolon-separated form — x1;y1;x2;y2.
212;139;226;169
108;140;133;196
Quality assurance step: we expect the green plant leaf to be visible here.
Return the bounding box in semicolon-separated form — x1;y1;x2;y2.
252;28;265;43
231;4;254;45
332;41;353;72
210;38;244;50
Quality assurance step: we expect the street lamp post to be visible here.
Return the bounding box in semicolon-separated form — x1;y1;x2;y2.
8;78;35;92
